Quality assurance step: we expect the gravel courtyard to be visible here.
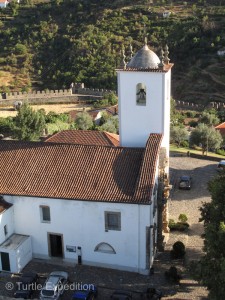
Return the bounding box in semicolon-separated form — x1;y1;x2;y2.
0;155;218;299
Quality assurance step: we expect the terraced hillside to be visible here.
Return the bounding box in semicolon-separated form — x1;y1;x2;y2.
0;0;225;104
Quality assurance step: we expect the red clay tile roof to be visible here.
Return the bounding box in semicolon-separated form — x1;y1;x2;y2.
0;197;13;214
104;132;120;147
0;134;162;204
215;122;225;129
45;130;119;147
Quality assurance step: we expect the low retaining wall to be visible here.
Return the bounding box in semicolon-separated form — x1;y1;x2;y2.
170;151;222;162
0;95;102;107
189;152;222;162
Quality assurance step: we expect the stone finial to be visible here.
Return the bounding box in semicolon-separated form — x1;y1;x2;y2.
144;36;148;46
120;47;127;69
143;23;148;46
158;48;164;69
129;44;133;59
164;44;170;64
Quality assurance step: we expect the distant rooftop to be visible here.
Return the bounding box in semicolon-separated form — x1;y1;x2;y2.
45;130;120;147
0;234;30;251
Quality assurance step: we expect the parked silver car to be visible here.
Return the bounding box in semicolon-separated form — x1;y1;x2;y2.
217;160;225;171
39;271;68;300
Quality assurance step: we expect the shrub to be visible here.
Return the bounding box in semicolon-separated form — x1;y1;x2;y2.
180;140;189;148
169;219;176;226
178;213;188;223
171;241;186;259
104;92;118;105
216;149;225;156
165;266;182;283
169;215;189;231
189;120;198;127
169;222;189;231
45;111;59;123
93;99;109;108
14;43;27;55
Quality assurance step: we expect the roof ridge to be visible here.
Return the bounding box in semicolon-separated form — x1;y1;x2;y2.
215;122;225;129
133;133;163;202
103;131;119;146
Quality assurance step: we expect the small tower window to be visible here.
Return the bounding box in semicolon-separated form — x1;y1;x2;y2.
4;225;8;236
136;83;146;106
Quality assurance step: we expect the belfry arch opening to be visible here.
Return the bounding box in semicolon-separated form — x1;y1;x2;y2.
136;83;146;105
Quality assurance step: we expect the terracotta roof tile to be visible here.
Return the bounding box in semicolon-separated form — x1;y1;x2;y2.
134;134;163;201
104;132;120;147
215;122;225;129
45;130;119;146
0;134;162;204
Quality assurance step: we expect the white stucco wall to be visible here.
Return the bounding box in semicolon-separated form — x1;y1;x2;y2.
163;70;171;158
4;195;154;274
117;70;171;152
0;235;32;272
0;206;14;244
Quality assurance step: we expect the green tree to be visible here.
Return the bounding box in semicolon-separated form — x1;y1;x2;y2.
99;111;110;126
9;0;19;16
170;98;184;126
190;123;222;155
98;121;117;134
98;115;119;134
0;117;14;136
197;174;225;299
13;103;46;141
200;110;220;126
104;92;118;105
75;111;93;130
14;43;27;55
170;126;189;147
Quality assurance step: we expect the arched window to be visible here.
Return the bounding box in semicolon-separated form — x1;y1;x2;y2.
94;242;116;254
136;83;146;105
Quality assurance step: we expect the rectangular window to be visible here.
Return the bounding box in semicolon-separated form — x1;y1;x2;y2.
105;212;121;231
4;225;8;236
40;206;51;222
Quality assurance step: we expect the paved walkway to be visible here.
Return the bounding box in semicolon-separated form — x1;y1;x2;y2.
159;155;217;299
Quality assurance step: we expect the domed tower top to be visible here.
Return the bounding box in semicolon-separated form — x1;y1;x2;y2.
126;43;160;69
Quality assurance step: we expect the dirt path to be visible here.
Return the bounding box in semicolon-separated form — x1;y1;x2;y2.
0;103;92;118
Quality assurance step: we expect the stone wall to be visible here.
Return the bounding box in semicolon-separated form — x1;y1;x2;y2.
1;89;72;101
0;83;116;103
175;100;225;111
0;95;100;107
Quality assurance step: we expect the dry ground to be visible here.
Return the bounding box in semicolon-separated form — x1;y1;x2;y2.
0;103;91;118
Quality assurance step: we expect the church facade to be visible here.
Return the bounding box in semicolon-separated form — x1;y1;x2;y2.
0;41;172;274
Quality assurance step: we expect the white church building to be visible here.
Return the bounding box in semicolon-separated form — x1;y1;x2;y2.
0;41;173;275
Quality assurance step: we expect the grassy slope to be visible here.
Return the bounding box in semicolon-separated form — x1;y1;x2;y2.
0;0;225;104
170;144;225;159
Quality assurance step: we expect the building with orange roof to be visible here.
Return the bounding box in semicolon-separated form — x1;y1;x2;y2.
215;122;225;137
0;41;172;274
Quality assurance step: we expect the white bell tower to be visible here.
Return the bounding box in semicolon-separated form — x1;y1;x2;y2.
117;42;173;156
